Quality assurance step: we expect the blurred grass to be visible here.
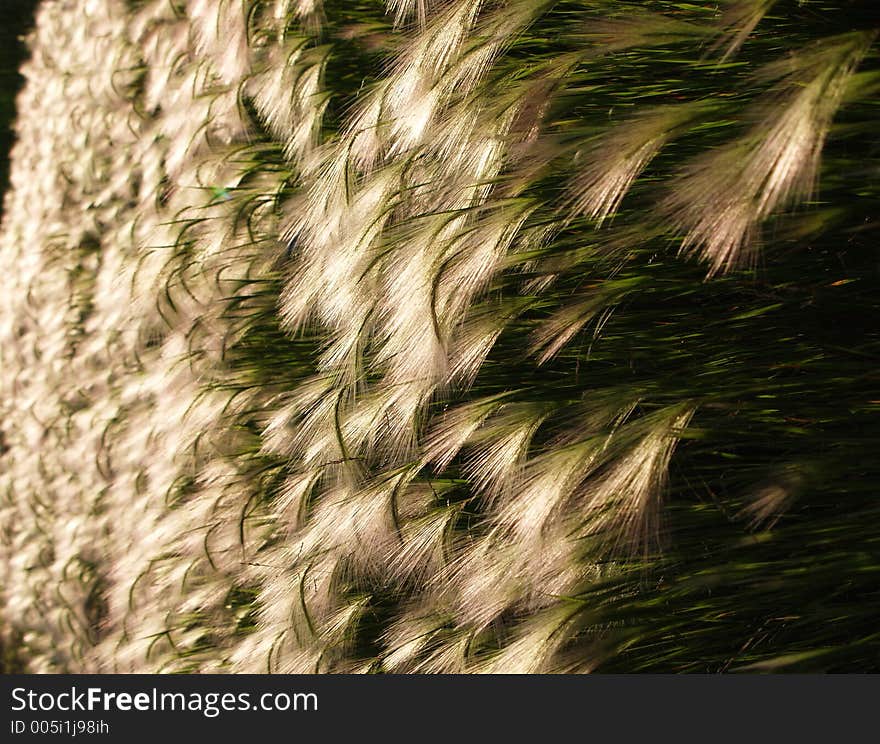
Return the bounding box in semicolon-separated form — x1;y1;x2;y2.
0;0;37;670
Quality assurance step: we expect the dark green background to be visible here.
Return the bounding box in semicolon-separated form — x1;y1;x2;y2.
0;0;39;214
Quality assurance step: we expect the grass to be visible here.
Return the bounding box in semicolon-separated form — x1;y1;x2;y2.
0;0;878;673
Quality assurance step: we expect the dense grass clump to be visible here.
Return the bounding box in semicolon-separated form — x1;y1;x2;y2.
0;0;878;672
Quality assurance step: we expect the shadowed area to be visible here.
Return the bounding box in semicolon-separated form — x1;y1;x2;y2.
0;0;38;216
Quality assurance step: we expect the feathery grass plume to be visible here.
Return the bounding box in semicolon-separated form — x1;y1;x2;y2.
387;0;431;29
712;0;777;61
572;405;697;555
566;103;705;227
664;30;876;275
1;0;880;673
294;0;326;35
